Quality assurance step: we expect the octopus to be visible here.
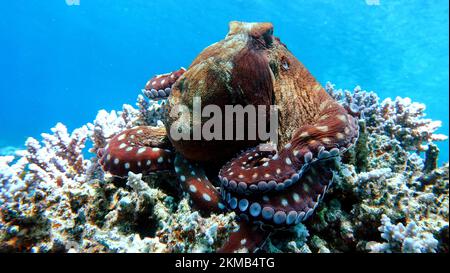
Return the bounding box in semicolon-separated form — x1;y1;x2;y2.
97;21;359;252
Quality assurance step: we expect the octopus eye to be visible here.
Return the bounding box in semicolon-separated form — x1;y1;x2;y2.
281;56;290;71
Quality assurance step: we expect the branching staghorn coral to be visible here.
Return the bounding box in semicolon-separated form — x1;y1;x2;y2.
366;214;439;253
326;83;448;152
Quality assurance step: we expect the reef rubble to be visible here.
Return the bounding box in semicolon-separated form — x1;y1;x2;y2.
0;85;448;253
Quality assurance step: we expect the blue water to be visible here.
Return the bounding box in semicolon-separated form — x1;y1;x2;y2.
1;0;448;164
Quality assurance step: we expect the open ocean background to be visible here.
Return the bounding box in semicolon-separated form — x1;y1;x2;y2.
0;0;448;164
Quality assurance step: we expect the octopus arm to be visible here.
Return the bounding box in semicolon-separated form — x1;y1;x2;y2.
142;68;186;100
220;160;335;227
218;90;356;229
218;221;271;253
219;92;358;193
289;95;360;159
98;126;174;177
100;67;187;176
174;154;224;214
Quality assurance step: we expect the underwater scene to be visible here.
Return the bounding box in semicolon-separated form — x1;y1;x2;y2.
0;0;448;254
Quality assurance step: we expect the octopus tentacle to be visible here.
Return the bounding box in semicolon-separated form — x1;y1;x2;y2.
218;94;355;227
173;154;272;252
142;68;186;100
98;126;174;177
289;99;359;157
220;159;336;226
218;221;271;253
174;154;224;214
219;98;358;194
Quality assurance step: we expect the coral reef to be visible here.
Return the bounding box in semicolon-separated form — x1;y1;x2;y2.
0;84;448;253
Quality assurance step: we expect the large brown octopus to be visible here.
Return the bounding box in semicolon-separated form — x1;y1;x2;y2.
97;21;359;252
